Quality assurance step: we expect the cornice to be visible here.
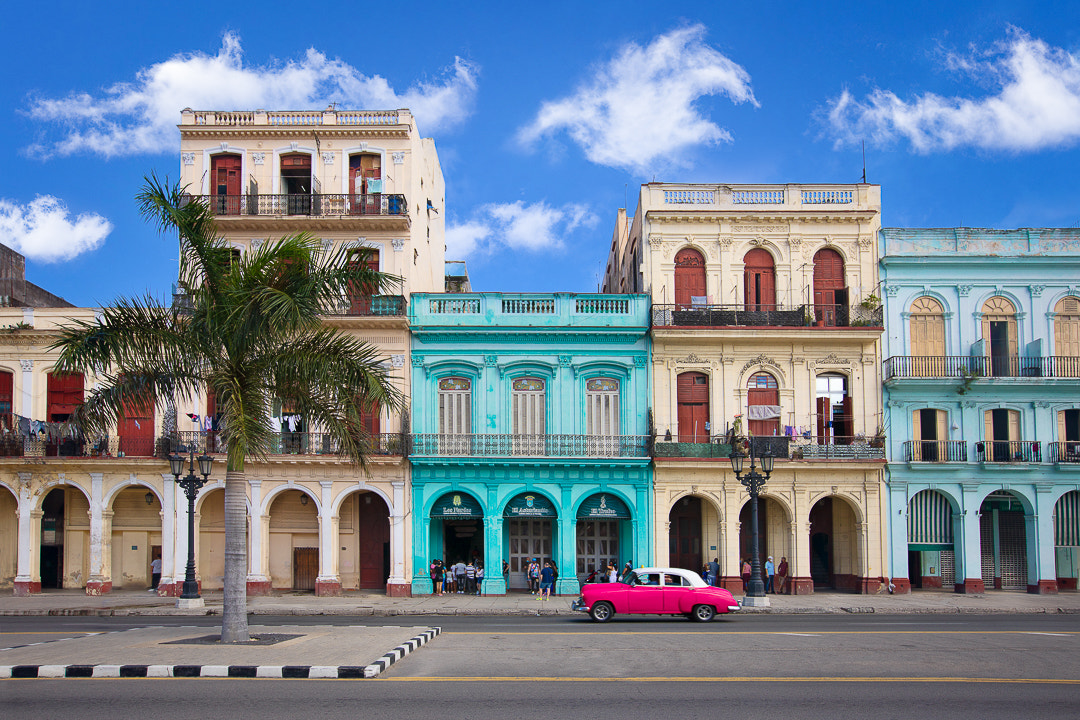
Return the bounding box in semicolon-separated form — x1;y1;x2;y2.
412;331;646;344
179;127;411;142
213;216;411;232
646;210;877;225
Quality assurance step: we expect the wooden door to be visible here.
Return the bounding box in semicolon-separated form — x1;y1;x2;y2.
357;493;389;589
910;297;945;375
668;497;702;574
347;249;380;314
0;370;12;430
118;394;154;457
813;248;845;325
1054;297;1080;377
674;249;706;308
676;372;709;442
743;249;775;310
748;372;780;437
47;373;84;422
293;547;318;591
349;154;381;214
211;154;242;215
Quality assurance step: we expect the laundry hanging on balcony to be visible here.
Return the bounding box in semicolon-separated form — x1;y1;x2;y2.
747;405;782;420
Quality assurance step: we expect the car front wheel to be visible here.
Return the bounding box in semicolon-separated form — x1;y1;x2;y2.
590;601;614;623
691;604;715;622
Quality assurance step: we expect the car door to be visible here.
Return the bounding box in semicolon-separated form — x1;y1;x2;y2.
663;573;694;613
626;572;664;613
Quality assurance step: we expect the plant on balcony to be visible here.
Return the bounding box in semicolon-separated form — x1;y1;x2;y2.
859;292;881;310
956;367;981;395
50;175;403;644
869;425;886;448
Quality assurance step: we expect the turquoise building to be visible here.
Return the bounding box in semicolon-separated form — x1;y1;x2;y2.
881;229;1080;594
408;293;652;595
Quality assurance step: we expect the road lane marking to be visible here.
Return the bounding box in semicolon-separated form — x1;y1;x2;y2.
777;633;821;637
376;676;1080;684
1023;632;1073;637
443;630;1076;636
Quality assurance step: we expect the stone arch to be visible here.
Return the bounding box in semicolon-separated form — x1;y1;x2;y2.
331;483;394;518
104;475;162;510
807;493;863;591
260;483;322;517
195;479;252;514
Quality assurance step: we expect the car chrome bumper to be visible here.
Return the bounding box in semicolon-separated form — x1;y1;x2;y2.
727;604;741;612
570;599;589;612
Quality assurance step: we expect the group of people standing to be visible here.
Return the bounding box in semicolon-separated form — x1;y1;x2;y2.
429;558;485;595
526;558;560;598
739;555;789;593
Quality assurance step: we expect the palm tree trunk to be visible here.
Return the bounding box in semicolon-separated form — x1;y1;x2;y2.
221;469;249;642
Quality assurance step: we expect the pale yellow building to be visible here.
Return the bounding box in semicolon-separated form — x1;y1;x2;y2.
604;183;888;594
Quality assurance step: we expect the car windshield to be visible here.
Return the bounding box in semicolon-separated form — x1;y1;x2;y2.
617;570;636;585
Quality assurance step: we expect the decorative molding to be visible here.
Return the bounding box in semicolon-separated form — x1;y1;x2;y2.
484;355;498;367
1035;400;1050;408
887;400;906;408
252;152;265;165
181;152;195;166
411;356;425;367
676;353;709;364
559;355;573;367
857;235;873;248
648;235;664;248
962;401;977;409
718;235;733;248
321;152;335;165
732;224;787;233
741;353;781;374
19;359;33;371
250;238;264;250
390;355;405;368
391;238;406;252
957;284;973;297
817;353;851;366
322;238;334;252
392;152;405;165
1029;284;1046;297
748;236;766;246
633;355;647;367
884;284;899;297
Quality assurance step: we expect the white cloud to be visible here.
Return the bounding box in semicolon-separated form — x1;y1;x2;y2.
26;33;478;158
447;201;598;257
824;29;1080;153
0;196;112;262
517;25;757;174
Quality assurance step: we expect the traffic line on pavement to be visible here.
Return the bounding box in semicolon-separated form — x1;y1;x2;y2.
443;630;1077;636
376;676;1080;684
1023;632;1072;637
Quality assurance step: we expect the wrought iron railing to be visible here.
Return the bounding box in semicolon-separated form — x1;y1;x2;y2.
975;440;1041;463
789;437;886;460
885;355;1080;380
0;435;163;459
1050;442;1080;463
651;303;882;328
328;294;405;317
191;194;407;218
409;434;650;458
902;440;968;462
169;431;404;457
653;437;733;458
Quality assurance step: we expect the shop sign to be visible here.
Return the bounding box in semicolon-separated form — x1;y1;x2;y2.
430;492;483;519
576;493;630;519
504;492;556;518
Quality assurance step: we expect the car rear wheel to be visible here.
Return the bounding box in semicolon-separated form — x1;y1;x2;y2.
589;601;614;623
691;604;715;622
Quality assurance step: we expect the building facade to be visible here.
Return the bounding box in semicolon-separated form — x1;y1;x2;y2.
605;183;889;594
408;293;652;595
881;228;1080;594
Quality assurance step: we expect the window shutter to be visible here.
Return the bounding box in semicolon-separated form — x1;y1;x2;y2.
1059;410;1068;442
911;410;922;443
936;409;948;443
984;410;993;442
1008;409;1020;442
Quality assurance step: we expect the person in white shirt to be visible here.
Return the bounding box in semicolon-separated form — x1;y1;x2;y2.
150;555;162;591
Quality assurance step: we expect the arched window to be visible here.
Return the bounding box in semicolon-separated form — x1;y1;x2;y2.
743;249;775;311
438;378;472;434
674;248;706;308
747;372;780;437
981;297;1018;377
909;296;945;376
585;378;620;436
1054;296;1080;377
813;248;846;326
677;372;709;443
512;377;546;435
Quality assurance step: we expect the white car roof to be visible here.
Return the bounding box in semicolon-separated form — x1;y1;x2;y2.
631;567;708;587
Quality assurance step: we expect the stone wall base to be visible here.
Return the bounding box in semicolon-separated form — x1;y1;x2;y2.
85;579;112;596
13;580;41;596
315;579;342;597
386;581;412;597
955;578;985;594
921;576;943;589
790;576;815;595
1028;580;1058;594
720;575;743;594
1058;577;1078;591
858;577;884;594
890;578;912;594
246;579;272;596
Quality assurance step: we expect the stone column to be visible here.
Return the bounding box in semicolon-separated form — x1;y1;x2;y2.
1029;489;1058;594
246;479;270;595
483;514;506;595
954;487;985;593
13;473;38;595
790;512;815;595
315;480;342;596
157;473;177;596
386;480;411;596
86;473;111;595
888;483;912;594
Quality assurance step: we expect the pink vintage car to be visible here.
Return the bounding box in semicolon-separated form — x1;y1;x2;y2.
571;567;741;622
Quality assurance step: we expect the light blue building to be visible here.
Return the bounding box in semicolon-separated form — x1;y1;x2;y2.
408;293;652;595
881;228;1080;594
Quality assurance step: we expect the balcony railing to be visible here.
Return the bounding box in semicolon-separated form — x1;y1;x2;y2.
902;440;968;462
654;437;734;458
171;431;404;457
651;303;882;329
191;194;407;218
1049;442;1080;463
975;440;1041;463
328;294;405;317
789;437;886;460
0;435;164;459
885;355;1080;380
409;434;650;458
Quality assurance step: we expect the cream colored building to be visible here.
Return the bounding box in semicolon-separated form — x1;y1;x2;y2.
604;183;888;594
0;108;445;598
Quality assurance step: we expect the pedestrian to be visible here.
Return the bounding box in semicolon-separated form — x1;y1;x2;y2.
776;557;789;594
444;561;455;594
707;558;720;587
465;559;476;594
149;553;162;591
550;559;559;594
607;562;618;584
454;559;467;593
741;558;751;591
623;561;633;580
502;559;510;588
539;561;555;599
765;555;776;593
527;558;541;594
430;559;443;596
475;562;484;595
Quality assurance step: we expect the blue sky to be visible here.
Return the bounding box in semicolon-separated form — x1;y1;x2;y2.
2;1;1078;307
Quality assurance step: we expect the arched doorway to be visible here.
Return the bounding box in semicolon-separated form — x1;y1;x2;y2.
210;153;242;214
677;372;709;442
38;486;90;590
743;249;775;311
981;297;1018;377
739;496;791;593
1055;491;1079;590
338;490;391;590
576;493;630;584
0;485;17;589
668;496;706;575
1053;296;1080;377
909;297;946;376
813;248;846;326
109;487;162;589
267;489;319;591
504;492;556;589
430;491;485;567
674;248;706;309
979;491;1029;590
197;488;226;590
807;496;860;591
747;372;780;437
907;490;956;589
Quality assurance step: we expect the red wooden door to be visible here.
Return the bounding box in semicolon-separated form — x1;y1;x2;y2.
743;249;775;310
676;372;709;442
349;154;381;214
47;373;84;422
357;493;390;589
211;154;241;215
674;249;706;308
813;248;845;324
293;547;318;591
668;497;702;573
118;394;154;457
0;370;12;430
747;372;780;436
348;250;380;315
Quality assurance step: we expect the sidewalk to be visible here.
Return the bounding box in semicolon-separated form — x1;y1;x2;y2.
3;587;1079;616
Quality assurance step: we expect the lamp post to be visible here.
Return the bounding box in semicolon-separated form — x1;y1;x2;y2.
169;445;213;609
730;444;774;607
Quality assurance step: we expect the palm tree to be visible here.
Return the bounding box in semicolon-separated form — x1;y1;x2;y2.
51;176;403;642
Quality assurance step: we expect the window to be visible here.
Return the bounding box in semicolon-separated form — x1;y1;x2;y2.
512;377;545;455
349;153;382;215
816;373;851;443
909;297;945;375
813;248;847;325
585;378;620;436
747;372;780;437
677;372;709;443
210;153;242;215
981;297;1018;377
1054;297;1080;377
984;408;1020;462
0;370;11;431
438;377;472;435
743;249;775;310
346;248;380;315
47;373;84;422
280;153;312;215
912;408;947;461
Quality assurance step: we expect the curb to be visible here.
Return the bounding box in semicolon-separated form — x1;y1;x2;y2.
0;627;441;680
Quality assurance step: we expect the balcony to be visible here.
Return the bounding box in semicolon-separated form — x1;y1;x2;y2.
975;440;1041;463
1049;442;1080;464
902;440;969;462
409;434;650;458
654;437;733;458
789;436;885;460
171;431;404;457
190;193;407;218
0;435;164;459
328;295;405;317
884;355;1080;380
651;303;882;329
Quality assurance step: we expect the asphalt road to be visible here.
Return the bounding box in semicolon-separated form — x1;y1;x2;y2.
3;614;1078;720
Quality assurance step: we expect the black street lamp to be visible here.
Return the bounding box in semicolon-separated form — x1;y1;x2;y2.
169;446;213;606
730;445;774;605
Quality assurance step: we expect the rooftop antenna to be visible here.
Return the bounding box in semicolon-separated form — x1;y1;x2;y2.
861;140;867;184
624;183;628;211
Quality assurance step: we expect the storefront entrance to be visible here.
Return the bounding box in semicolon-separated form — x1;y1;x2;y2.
504;492;556;589
430;491;485;566
576;493;630;584
979;491;1029;590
